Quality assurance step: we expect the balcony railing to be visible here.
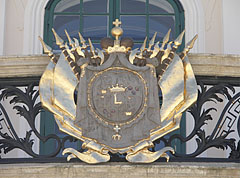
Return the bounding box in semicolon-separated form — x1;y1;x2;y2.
0;54;240;163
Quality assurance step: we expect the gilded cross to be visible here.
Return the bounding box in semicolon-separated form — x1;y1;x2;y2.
113;19;121;27
114;125;121;133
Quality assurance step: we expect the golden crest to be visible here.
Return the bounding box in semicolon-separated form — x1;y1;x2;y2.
39;19;198;164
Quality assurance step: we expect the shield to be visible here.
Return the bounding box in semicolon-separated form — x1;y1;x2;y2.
75;53;161;151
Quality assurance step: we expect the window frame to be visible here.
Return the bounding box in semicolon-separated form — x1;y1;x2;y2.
44;0;184;48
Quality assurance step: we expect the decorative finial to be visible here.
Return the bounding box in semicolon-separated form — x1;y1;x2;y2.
113;19;121;27
111;19;123;41
106;19;132;53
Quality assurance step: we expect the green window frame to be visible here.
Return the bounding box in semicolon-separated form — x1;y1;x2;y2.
41;0;186;155
44;0;184;48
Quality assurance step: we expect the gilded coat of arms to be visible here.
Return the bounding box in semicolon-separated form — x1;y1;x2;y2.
39;19;198;163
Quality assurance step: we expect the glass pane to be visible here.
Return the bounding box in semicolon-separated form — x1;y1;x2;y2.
149;16;175;41
53;15;80;49
149;0;174;14
83;0;108;13
55;0;80;13
83;16;108;41
120;16;146;41
92;43;102;49
132;43;143;49
121;0;146;14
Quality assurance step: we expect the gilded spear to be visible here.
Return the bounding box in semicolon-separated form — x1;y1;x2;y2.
179;34;198;60
52;28;80;79
38;36;58;64
158;30;185;79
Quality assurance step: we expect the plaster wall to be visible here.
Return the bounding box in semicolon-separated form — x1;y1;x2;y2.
0;0;6;55
3;0;28;55
201;0;223;54
222;0;240;55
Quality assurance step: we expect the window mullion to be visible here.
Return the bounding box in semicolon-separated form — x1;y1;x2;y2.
146;0;149;43
45;0;60;47
109;0;114;37
115;0;120;19
80;0;83;33
54;12;80;15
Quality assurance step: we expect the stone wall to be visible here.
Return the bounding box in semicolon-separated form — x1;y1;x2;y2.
0;162;239;178
1;54;240;78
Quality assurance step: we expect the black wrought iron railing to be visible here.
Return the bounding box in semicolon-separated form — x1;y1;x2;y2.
0;76;240;163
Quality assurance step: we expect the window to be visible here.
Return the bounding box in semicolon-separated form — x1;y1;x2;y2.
41;0;185;155
44;0;184;49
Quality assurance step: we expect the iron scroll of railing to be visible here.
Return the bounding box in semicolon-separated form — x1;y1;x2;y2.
0;80;240;163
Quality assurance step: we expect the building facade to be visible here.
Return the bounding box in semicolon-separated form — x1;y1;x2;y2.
0;0;240;163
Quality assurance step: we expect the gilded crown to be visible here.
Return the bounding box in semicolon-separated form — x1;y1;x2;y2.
109;84;126;92
101;19;133;53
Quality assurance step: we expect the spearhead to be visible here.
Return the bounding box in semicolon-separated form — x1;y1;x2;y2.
140;36;147;52
161;29;171;49
73;38;80;47
64;42;69;50
161;41;172;63
166;41;173;51
150;41;160;58
76;48;85;58
137;36;147;59
148;32;157;51
38;36;52;54
129;48;139;64
180;34;198;59
96;48;104;65
74;38;85;57
88;38;96;57
65;29;75;48
52;28;64;47
65;42;75;60
186;34;198;50
79;32;87;49
174;30;185;46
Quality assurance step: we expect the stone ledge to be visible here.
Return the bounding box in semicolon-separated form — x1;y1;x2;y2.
0;55;49;78
189;53;240;77
1;53;240;78
0;162;239;178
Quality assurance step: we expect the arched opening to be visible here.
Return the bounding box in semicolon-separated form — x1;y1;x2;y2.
44;0;184;50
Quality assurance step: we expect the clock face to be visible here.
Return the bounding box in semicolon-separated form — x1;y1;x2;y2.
88;67;148;126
